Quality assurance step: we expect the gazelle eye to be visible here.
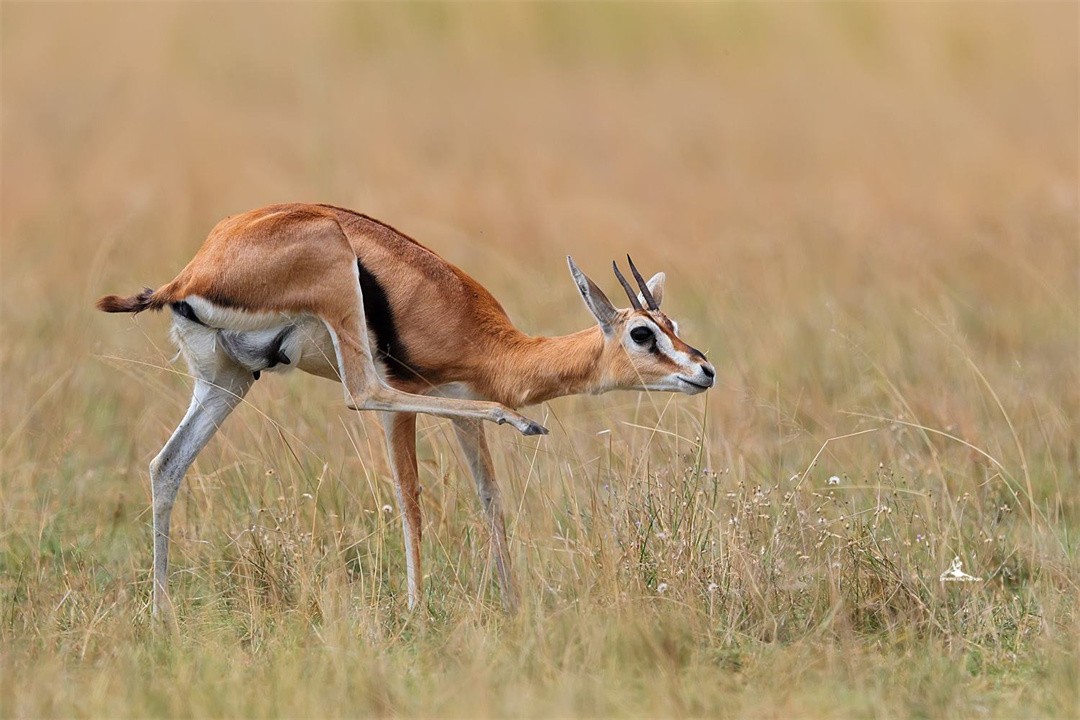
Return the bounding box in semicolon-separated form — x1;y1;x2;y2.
630;326;654;345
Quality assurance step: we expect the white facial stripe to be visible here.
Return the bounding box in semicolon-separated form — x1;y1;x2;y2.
631;319;696;371
654;328;695;368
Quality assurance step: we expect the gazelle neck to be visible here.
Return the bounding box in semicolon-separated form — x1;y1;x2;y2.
485;326;609;408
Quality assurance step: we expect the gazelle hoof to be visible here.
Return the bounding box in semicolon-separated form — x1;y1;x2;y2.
522;421;549;436
497;411;548;436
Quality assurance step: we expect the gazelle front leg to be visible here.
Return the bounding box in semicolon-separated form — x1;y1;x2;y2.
323;312;547;436
380;412;424;610
452;418;520;613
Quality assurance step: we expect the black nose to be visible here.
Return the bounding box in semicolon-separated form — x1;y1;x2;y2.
701;364;715;379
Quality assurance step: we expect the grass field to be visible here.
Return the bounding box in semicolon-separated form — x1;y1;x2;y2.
2;3;1077;717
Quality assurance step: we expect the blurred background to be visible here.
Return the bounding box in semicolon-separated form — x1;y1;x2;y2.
4;1;1075;488
1;4;1077;715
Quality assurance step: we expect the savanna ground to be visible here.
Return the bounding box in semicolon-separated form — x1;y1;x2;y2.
2;3;1077;717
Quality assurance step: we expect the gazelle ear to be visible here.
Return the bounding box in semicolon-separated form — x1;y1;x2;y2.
567;256;617;335
641;272;665;308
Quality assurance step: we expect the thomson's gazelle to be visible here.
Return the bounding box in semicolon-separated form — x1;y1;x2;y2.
97;203;714;615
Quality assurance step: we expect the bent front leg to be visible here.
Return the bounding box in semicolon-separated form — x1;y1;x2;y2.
452;418;519;612
322;317;547;436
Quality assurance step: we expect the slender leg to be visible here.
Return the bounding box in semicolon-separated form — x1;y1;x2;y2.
380;412;423;610
452;418;519;612
318;272;547;437
150;370;253;619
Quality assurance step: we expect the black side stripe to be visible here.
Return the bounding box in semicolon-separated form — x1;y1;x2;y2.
356;259;416;381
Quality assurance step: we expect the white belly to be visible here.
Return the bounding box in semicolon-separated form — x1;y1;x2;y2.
172;298;343;383
172;296;476;396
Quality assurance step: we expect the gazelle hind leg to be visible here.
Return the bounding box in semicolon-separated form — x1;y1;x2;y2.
452;418;519;612
150;368;253;619
380;412;424;610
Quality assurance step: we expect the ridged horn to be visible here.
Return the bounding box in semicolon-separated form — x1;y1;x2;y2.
612;260;643;311
626;255;658;311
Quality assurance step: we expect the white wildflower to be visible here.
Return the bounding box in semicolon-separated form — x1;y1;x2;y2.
940;557;982;583
381;504;393;514
827;476;841;486
657;583;669;594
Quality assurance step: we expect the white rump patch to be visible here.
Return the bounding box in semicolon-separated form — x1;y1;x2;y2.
185;295;293;332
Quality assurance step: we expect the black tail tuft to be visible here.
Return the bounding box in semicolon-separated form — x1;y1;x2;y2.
96;288;161;314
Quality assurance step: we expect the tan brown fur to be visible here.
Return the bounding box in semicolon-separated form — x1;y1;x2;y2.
107;207;621;402
96;203;701;408
97;203;713;614
96;287;164;314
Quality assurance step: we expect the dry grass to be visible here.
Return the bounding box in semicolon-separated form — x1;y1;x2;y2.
2;3;1077;718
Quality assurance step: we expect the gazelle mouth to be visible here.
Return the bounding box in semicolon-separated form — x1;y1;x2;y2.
678;376;711;390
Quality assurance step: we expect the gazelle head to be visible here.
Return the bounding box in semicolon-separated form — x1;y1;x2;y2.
568;256;715;395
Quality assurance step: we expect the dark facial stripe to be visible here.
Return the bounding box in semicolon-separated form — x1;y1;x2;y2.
684;343;708;363
667;332;705;362
356;259;418;381
659;323;707;363
657;352;681;368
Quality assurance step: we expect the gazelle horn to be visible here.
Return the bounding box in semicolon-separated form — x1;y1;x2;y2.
626;255;658;311
612;260;643;311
